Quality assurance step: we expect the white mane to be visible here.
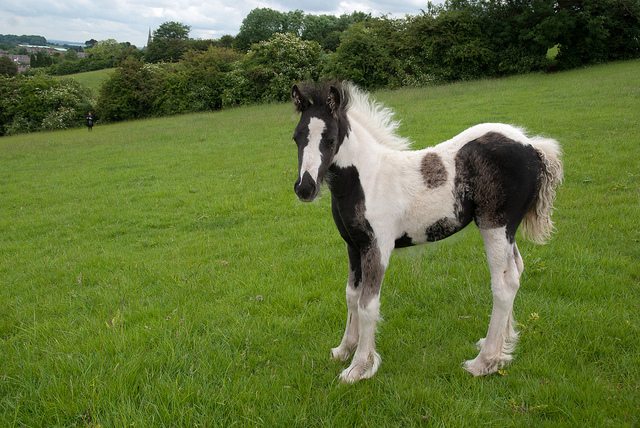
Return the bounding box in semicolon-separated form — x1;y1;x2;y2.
343;82;412;151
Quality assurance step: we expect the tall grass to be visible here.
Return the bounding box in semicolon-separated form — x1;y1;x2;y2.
1;60;639;426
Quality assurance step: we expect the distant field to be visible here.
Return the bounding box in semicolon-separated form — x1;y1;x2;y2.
1;60;639;426
56;68;114;95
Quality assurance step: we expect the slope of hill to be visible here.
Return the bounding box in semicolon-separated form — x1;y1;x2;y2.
56;68;115;96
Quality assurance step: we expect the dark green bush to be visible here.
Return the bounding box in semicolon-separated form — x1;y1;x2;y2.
326;19;403;89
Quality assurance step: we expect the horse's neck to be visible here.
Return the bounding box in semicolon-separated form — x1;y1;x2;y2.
329;122;394;197
335;120;388;170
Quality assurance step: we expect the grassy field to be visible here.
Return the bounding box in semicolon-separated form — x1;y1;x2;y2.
1;60;639;426
56;68;114;96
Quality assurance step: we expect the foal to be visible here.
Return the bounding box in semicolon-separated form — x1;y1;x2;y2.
290;82;563;383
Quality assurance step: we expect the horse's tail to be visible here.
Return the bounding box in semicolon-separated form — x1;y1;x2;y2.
521;136;564;244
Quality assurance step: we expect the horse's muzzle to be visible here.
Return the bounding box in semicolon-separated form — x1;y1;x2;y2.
294;171;318;202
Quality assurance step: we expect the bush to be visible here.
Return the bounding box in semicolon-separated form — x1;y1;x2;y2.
96;58;159;121
180;46;242;110
96;47;245;121
326;19;403;89
0;74;93;135
0;56;18;77
240;33;325;103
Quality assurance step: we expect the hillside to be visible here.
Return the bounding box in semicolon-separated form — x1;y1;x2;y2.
56;67;114;96
1;60;639;426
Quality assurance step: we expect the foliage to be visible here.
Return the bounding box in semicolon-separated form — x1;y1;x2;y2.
96;58;158;121
5;1;640;127
235;8;371;52
154;21;191;40
145;22;192;63
0;74;93;135
96;47;242;120
326;19;404;89
0;56;18;77
0;34;47;47
302;12;372;51
240;33;324;102
234;8;305;52
553;0;640;69
45;39;141;76
179;46;241;111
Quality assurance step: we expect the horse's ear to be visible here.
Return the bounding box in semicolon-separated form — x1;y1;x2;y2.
292;85;309;112
327;86;341;118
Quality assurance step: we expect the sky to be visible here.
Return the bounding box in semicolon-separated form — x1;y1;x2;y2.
1;0;432;48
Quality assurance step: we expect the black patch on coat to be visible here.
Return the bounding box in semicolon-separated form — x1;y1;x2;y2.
421;152;448;188
347;244;362;288
328;165;384;303
328;165;373;250
454;132;542;243
394;233;414;248
425;218;464;242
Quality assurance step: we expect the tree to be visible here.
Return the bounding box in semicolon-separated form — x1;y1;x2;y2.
0;56;18;77
146;21;192;62
234;8;288;52
217;35;235;49
154;21;191;40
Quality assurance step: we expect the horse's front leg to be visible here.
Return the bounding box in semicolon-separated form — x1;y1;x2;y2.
331;245;361;361
339;244;387;383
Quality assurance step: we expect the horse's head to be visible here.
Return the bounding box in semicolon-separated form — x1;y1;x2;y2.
291;83;346;202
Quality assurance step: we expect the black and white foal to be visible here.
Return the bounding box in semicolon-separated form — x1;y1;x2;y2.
291;82;563;383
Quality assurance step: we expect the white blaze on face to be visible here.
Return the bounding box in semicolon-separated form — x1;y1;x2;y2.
300;117;326;182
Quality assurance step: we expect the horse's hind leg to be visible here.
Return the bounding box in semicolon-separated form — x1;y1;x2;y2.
464;227;521;376
475;242;523;352
514;243;524;276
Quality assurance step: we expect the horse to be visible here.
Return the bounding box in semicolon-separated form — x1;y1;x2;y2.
290;81;563;383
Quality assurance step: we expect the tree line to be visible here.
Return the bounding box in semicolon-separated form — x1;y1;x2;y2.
1;0;639;134
97;0;640;122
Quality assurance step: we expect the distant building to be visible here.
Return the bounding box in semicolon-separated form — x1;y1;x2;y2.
18;44;67;55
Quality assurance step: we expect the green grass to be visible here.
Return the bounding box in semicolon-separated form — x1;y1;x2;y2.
1;60;639;426
56;68;114;96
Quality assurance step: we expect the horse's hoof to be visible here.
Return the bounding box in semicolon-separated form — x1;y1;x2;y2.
330;346;352;362
339;352;381;383
463;354;506;377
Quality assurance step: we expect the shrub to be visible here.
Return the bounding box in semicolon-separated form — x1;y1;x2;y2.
240;33;325;103
96;58;158;121
0;74;93;135
0;56;18;77
326;19;403;89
